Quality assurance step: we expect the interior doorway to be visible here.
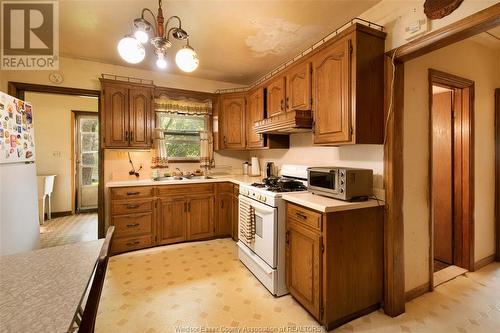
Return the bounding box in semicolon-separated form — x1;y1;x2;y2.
73;111;99;213
429;69;474;288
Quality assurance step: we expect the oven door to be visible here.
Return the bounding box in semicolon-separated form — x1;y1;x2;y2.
238;195;277;268
307;169;339;195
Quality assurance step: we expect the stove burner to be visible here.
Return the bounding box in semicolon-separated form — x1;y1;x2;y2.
250;177;307;193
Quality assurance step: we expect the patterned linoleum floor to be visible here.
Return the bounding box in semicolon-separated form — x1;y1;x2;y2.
96;238;500;333
39;213;98;248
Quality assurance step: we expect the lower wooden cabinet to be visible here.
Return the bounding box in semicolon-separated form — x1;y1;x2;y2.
286;219;322;319
285;202;383;330
110;183;238;254
187;195;215;240
158;197;186;245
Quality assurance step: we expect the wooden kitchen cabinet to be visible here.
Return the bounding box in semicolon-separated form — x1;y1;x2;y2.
285;202;383;330
311;25;385;145
109;186;155;254
246;88;265;149
266;76;286;116
286;62;312;112
216;183;234;237
219;93;246;150
158;197;187;245
101;79;153;149
187;194;215;241
231;187;239;241
286;218;322;319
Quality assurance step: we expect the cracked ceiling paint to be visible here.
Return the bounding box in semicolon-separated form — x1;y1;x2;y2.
246;18;320;58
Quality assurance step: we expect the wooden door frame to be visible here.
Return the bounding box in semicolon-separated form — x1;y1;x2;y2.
8;82;104;238
428;70;475;290
383;3;500;317
71;110;99;214
496;89;500;262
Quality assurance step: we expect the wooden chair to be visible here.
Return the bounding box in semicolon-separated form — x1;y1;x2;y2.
74;226;115;333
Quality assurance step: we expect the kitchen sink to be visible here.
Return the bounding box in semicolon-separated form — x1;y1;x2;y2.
152;175;214;181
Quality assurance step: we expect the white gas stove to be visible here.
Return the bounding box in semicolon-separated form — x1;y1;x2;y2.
237;164;309;296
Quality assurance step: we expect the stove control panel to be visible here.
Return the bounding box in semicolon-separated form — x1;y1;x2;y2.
239;185;275;206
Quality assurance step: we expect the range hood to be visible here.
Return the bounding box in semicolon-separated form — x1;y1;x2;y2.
254;110;313;134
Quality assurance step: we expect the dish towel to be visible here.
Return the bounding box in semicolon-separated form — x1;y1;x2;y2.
239;200;255;246
200;131;214;169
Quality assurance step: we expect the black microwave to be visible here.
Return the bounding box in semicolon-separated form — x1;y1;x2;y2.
307;167;373;201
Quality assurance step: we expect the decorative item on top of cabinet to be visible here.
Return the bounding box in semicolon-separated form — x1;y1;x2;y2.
219;92;246;150
266;75;286;116
285;202;383;330
312;24;385;145
100;79;153;149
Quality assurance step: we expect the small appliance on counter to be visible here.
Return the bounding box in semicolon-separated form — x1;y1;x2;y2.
265;161;276;178
250;157;260;176
242;161;249;175
307;167;373;201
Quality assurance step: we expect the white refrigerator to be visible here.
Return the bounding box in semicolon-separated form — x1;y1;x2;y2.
0;91;40;255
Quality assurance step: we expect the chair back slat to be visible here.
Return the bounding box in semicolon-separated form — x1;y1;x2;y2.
79;226;115;333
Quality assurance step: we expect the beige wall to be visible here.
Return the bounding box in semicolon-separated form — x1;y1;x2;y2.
249;134;384;194
403;39;499;291
26;92;98;213
359;0;498;51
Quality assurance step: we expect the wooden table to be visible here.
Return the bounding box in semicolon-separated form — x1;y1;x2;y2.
0;239;104;333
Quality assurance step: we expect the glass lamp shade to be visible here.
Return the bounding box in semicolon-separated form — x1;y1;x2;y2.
175;46;199;72
156;56;167;69
117;36;145;64
134;30;149;44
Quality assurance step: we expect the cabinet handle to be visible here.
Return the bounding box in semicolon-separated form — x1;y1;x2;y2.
126;204;140;209
280;99;284;111
126;223;140;228
223;136;227;146
184;202;187;212
285;230;289;245
188;202;191;212
295;212;307;220
126;191;140;196
130;131;133;141
125;131;129;141
126;240;140;246
286;97;289;110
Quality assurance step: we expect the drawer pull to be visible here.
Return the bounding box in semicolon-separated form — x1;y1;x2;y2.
126;223;140;228
126;191;140;196
126;204;140;209
126;241;140;246
295;212;308;220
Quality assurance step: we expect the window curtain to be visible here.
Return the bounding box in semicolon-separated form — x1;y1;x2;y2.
152;96;214;168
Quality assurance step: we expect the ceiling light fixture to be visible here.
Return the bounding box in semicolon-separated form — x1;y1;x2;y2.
117;0;198;72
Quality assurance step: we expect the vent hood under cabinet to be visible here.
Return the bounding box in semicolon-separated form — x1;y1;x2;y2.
254;110;313;134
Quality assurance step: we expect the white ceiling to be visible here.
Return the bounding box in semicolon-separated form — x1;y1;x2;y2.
59;0;381;85
469;26;500;50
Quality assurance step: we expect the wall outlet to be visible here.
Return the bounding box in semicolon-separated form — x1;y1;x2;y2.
402;8;429;41
52;151;61;158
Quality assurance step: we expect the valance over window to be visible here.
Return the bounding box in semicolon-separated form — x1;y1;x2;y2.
154;96;213;115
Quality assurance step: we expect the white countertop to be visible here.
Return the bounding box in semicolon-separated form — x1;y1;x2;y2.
105;174;263;188
282;192;384;213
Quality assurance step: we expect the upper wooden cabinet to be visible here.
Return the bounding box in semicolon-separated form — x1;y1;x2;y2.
246;88;265;149
312;26;385;145
219;93;246;150
266;76;286;116
101;79;153;149
286;62;312;112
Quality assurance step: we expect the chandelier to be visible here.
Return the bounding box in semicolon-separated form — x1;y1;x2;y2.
117;0;199;72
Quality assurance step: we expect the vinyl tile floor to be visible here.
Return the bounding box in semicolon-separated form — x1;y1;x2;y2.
96;238;500;333
39;213;98;248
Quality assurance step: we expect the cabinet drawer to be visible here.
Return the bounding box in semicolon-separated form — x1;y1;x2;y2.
111;186;153;200
112;212;152;237
112;235;152;254
217;182;233;193
156;183;215;196
112;199;153;215
287;203;322;231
